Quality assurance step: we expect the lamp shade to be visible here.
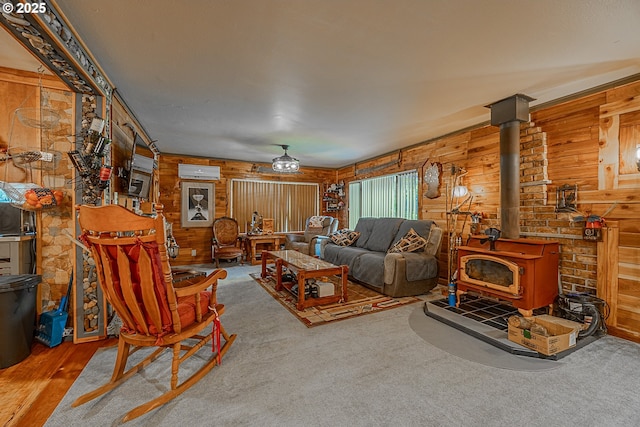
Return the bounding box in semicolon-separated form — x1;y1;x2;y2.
272;145;299;172
452;185;468;198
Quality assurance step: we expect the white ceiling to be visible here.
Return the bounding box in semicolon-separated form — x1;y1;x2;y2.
0;28;49;74
5;1;640;168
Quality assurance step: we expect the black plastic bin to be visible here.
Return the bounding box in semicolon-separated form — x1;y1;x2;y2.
0;275;41;369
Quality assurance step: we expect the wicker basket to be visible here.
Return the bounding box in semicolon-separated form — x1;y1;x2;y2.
0;181;31;203
0;182;59;211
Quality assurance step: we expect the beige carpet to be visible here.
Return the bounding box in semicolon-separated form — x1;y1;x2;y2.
250;272;422;327
45;266;640;426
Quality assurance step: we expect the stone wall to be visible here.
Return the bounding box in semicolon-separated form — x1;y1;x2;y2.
38;87;75;311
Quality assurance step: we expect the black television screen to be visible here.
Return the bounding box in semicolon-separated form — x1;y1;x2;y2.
128;170;152;199
0;203;34;236
127;133;154;199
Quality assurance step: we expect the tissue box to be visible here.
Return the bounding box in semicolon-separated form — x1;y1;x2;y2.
315;281;334;297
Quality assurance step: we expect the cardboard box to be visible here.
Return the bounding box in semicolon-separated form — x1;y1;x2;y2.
507;315;581;356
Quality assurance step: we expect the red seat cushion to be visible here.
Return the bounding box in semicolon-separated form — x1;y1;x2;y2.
177;291;212;328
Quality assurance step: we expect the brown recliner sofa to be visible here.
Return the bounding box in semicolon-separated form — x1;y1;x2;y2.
284;216;339;256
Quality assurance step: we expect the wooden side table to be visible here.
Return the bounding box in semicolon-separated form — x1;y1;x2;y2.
242;234;285;265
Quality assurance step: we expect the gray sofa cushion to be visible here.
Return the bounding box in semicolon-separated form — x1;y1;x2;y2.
361;217;404;252
351;251;386;289
323;244;370;272
322;242;341;264
354;217;377;249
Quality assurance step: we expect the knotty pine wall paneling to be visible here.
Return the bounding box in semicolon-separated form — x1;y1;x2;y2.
598;219;640;343
156;78;640;323
336;78;640;295
159;154;336;265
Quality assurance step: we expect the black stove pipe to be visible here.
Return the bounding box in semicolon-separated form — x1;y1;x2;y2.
487;94;535;240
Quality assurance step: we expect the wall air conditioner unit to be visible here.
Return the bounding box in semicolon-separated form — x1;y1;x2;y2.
178;164;220;180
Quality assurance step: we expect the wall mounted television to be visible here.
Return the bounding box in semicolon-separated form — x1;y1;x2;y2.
127;133;155;200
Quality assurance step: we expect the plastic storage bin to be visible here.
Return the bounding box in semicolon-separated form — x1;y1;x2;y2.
0;275;41;368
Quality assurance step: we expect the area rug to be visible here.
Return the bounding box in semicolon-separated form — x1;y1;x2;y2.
250;272;421;327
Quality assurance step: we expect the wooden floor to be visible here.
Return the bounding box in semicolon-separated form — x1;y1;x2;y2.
0;338;117;427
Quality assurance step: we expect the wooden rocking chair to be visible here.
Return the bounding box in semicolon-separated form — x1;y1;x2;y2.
73;204;236;423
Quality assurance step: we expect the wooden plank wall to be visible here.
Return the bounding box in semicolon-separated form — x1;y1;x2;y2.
336;79;640;293
158;154;336;265
616;220;640;340
157;78;640;305
1;67;44;182
597;220;640;342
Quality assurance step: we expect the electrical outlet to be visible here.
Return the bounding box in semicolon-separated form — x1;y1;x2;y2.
191;249;197;256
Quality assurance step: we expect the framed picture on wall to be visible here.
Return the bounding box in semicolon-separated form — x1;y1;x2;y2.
181;182;214;228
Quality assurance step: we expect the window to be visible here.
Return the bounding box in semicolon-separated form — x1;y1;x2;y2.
348;170;418;229
231;179;319;232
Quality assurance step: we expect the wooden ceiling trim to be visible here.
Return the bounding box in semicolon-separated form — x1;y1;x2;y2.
0;0;113;97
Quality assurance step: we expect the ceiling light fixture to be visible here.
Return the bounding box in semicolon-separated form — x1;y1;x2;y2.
272;144;299;173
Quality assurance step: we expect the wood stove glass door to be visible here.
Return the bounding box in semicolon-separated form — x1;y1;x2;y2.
460;254;521;296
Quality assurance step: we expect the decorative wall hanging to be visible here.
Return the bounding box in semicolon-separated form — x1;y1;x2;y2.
423;161;442;199
181;182;214;228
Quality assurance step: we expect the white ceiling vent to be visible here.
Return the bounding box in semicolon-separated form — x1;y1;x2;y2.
178;164;220;180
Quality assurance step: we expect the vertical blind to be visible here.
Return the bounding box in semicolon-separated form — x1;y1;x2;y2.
231;179;319;232
396;170;419;219
348;170;418;228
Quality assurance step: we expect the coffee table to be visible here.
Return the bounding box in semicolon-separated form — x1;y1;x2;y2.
261;250;348;310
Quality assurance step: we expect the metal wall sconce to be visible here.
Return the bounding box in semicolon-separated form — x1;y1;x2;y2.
556;184;578;213
165;222;180;259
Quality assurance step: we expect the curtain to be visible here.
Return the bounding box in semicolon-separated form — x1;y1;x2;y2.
231;179;319;232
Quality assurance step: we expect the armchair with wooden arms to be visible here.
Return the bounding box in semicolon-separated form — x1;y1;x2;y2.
212;216;244;267
73;204;236;423
284;215;338;256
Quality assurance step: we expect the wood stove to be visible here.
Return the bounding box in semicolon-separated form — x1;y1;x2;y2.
452;94;559;315
456;236;559;315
